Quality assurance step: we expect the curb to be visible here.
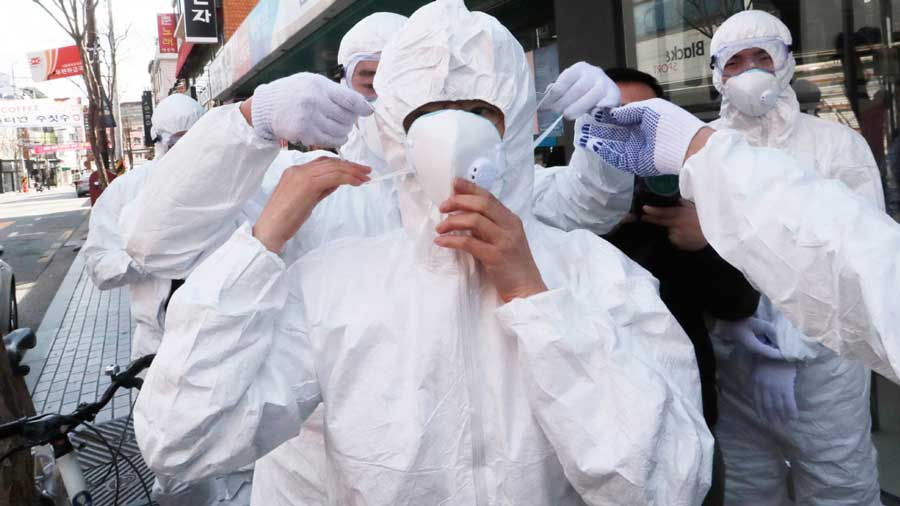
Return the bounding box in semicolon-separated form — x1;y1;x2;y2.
24;250;87;393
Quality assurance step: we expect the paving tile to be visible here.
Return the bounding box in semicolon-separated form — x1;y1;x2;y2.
29;256;134;423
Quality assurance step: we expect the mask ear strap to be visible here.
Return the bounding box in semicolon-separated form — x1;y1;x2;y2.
533;114;564;150
362;168;416;185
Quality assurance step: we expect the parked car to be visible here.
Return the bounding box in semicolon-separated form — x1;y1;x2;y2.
75;177;90;198
0;247;17;335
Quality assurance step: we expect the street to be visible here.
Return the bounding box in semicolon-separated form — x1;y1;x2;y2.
0;185;90;330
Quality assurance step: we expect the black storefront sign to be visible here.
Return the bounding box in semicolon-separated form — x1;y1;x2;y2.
181;0;218;43
142;91;154;147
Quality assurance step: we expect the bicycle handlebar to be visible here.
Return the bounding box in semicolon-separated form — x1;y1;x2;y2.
0;353;154;446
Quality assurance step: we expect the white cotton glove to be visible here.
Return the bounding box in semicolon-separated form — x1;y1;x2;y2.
577;98;706;176
721;317;800;425
542;62;621;119
251;72;374;147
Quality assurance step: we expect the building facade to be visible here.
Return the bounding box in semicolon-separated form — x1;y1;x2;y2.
149;56;179;106
119;101;154;167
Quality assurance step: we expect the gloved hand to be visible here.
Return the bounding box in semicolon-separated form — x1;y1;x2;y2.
542;62;621;119
750;355;799;425
722;317;800;424
251;72;373;147
577;98;707;176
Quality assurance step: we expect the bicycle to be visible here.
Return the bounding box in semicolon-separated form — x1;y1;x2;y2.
0;352;156;506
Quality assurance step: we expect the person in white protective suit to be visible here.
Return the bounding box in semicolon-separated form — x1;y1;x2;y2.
84;93;205;361
700;10;885;505
134;1;715;504
82;93;254;506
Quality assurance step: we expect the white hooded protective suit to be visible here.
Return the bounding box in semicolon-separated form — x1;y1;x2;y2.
84;93;205;360
706;10;882;505
134;2;713;504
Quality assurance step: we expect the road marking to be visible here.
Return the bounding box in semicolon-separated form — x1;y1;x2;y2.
38;228;75;264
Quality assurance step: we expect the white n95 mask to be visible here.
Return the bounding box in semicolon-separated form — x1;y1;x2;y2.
722;69;782;117
405;109;506;207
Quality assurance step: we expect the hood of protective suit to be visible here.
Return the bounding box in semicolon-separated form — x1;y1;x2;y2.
711;10;800;146
374;0;534;237
337;12;408;67
151;93;206;157
337;12;408;173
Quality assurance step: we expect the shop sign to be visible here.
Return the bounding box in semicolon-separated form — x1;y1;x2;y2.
27;45;84;82
33;143;91;154
157;13;178;54
0;98;84;128
636;29;712;85
182;0;219;43
141;91;154;146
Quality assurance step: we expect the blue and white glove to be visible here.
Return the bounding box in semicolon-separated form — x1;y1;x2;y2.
577;98;706;176
542;62;621;119
251;72;373;147
723;317;800;425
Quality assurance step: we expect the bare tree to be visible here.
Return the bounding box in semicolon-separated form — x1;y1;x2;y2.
101;0;130;160
32;0;114;188
678;0;752;39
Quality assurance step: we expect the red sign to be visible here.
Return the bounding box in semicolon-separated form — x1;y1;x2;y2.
27;46;83;82
32;143;91;155
157;13;178;54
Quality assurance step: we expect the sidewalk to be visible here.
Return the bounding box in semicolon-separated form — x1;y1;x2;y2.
0;185;75;205
25;250;135;423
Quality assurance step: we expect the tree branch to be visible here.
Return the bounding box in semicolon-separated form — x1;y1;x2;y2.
32;0;78;39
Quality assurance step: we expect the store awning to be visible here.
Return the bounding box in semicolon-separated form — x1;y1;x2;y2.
176;42;195;78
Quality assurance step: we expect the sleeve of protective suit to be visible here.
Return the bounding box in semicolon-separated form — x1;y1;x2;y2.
496;241;713;505
134;225;322;481
764;125;888;361
122;103;280;280
532;120;633;235
83;174;147;290
681;130;900;383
